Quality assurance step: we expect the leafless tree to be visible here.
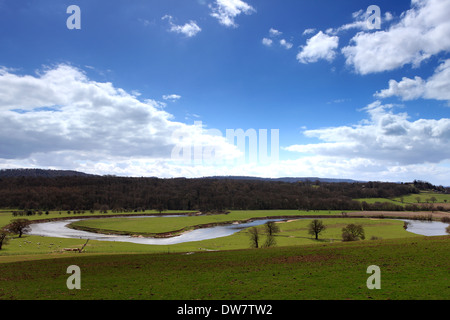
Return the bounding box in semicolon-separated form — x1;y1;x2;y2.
248;227;261;248
5;219;31;238
308;219;326;240
263;221;280;247
0;231;10;250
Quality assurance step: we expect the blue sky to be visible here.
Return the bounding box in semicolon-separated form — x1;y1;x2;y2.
0;0;449;185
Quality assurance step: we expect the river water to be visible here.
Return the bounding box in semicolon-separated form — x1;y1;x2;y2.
27;216;285;245
27;216;449;245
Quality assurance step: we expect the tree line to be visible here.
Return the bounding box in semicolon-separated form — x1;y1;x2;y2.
0;175;431;212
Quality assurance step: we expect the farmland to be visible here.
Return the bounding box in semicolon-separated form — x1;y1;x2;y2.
0;176;449;301
0;235;448;300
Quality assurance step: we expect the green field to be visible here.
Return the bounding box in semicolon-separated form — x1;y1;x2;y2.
0;236;448;300
68;210;345;237
393;191;450;203
0;210;419;259
353;198;404;206
355;191;450;206
0;208;448;300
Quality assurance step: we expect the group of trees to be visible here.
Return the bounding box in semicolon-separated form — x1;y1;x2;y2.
248;221;280;248
0;175;426;212
308;219;366;242
248;219;369;248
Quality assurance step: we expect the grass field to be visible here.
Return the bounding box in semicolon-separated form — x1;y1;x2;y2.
393;191;450;204
0;235;448;300
0;210;420;260
355;191;450;206
1;208;448;300
353;198;404;206
68;210;347;237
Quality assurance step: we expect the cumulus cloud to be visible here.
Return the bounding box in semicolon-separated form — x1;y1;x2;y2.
262;37;272;46
342;0;450;74
285;101;450;166
279;39;293;50
262;28;292;49
375;59;450;103
209;0;255;28
0;64;240;169
297;31;339;63
162;15;201;37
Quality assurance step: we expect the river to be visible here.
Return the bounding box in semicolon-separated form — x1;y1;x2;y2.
27;216;449;245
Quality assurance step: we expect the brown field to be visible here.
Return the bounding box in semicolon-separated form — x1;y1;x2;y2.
347;211;450;219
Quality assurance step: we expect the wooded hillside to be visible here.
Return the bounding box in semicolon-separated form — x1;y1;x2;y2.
0;174;423;212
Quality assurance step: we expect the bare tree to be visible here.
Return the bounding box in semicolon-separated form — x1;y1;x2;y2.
0;230;10;250
403;221;411;230
263;221;280;247
265;221;280;236
5;219;31;238
308;219;326;240
248;227;261;248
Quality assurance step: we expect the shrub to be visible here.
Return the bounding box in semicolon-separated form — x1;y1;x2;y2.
342;224;365;241
441;216;450;223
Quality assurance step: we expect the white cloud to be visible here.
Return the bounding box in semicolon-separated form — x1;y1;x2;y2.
279;39;293;50
209;0;255;28
2;67;448;185
384;11;394;22
375;77;426;101
326;8;394;36
162;15;201;37
269;28;282;37
342;0;450;74
0;64;240;168
262;37;272;46
302;28;316;36
263;28;292;50
297;31;339;63
330;9;371;34
162;94;182;101
375;59;450;103
286;101;450;166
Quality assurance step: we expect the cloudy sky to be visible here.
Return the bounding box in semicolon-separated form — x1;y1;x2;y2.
0;0;449;185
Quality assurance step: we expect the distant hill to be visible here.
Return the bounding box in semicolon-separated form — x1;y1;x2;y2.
202;176;362;183
0;169;361;183
0;168;96;178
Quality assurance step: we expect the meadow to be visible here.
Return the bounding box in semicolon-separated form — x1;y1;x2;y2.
0;236;448;300
393;191;450;204
67;210;346;237
0;206;448;300
0;210;419;260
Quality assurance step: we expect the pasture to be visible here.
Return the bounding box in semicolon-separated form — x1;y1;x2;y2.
0;235;448;300
0;208;448;301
